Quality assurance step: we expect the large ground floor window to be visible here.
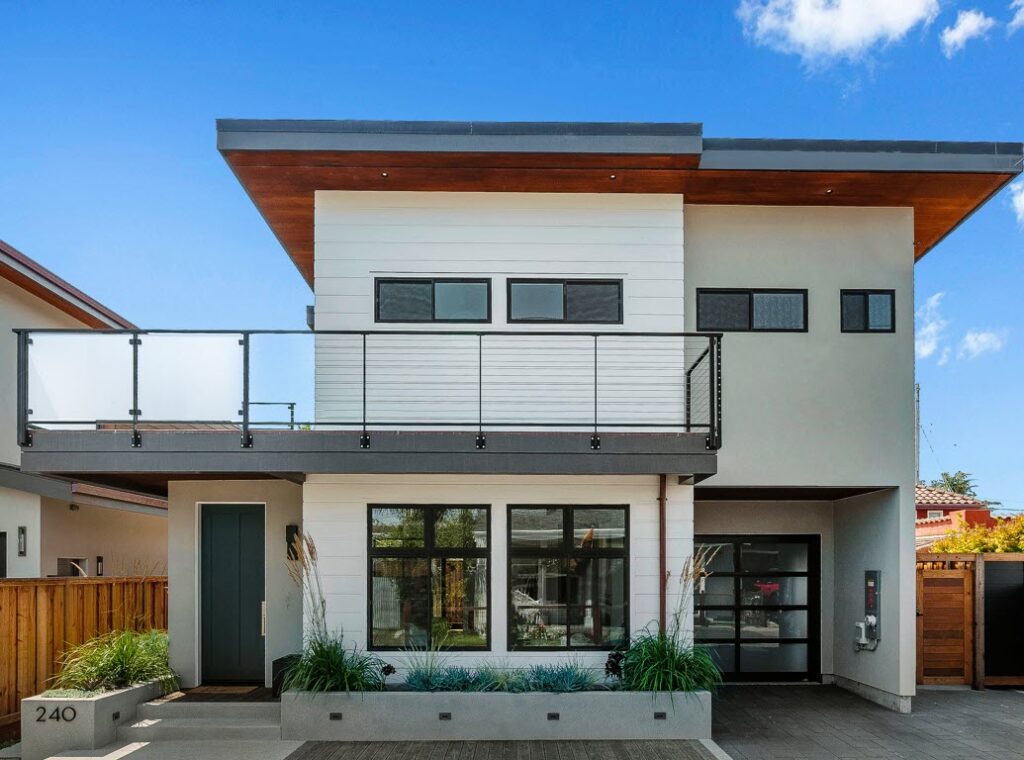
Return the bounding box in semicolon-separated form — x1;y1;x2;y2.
368;505;490;650
508;506;628;650
694;534;820;681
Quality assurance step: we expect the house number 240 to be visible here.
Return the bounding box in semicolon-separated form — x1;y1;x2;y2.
36;706;76;722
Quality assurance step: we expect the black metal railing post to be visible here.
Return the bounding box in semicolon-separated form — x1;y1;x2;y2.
714;335;723;449
16;330;32;447
240;333;253;448
591;335;600;450
476;334;485;449
129;332;141;448
288;402;296;430
360;333;370;448
705;335;720;450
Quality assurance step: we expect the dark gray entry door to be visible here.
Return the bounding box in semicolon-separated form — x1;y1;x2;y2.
201;504;265;682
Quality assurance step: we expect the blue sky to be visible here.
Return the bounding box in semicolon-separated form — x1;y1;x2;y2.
1;1;1022;506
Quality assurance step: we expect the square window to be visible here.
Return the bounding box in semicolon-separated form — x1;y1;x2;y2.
697;291;749;331
509;506;628;651
565;281;621;323
841;290;894;333
752;292;805;331
434;281;489;321
368;505;490;650
509;282;564;321
377;281;433;322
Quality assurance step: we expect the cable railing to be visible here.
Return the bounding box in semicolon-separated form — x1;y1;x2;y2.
14;329;722;451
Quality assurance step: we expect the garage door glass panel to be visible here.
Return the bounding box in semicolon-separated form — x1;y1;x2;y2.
695;535;818;682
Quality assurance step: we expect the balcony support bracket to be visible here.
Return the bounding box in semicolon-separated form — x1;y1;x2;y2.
591;434;601;450
476;433;486;450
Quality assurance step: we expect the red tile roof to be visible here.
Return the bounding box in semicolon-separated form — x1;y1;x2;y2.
915;483;986;508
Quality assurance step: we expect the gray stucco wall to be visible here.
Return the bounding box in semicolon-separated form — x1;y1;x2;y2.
167;480;302;687
683;205;916;489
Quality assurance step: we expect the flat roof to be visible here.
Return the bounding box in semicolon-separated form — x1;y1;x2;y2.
217;119;1023;287
0;239;135;329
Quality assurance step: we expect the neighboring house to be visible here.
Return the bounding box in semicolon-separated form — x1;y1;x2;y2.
914;483;996;549
12;121;1022;718
0;240;168;578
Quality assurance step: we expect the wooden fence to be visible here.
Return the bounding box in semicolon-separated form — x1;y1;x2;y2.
916;553;1024;688
0;576;168;731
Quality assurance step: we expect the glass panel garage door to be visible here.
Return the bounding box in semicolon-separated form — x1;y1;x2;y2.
694;535;820;681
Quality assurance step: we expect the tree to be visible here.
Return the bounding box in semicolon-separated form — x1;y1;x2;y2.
930;515;1024;553
929;470;977;497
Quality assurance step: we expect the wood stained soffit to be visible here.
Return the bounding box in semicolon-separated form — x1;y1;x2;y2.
221;149;1015;288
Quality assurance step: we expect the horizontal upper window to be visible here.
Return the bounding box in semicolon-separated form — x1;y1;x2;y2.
508;279;623;324
375;278;491;323
841;290;894;333
696;289;808;332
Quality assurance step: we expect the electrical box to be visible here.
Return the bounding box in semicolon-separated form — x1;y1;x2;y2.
864;570;880;640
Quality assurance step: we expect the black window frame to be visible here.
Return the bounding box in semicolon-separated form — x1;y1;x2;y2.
374;278;492;324
507;278;624;324
367;504;492;652
840;289;895;333
507;505;629;652
693;534;820;683
696;288;809;333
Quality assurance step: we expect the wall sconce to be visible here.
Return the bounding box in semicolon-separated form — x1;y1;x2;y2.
286;524;299;559
17;526;27;557
96;556;104;577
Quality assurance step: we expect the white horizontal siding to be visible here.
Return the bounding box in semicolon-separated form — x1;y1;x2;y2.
313;191;687;429
302;474;694;674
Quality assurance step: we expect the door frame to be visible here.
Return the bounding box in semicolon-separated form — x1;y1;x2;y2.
196;501;268;685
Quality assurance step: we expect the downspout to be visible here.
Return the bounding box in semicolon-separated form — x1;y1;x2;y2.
658;473;668;633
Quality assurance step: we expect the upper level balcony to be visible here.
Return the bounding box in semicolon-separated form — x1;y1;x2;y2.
14;328;721;491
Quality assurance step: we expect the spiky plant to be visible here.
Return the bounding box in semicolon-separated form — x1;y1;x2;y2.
50;630;177;694
282;635;385;693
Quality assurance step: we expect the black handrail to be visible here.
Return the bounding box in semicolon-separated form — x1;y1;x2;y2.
14;328;723;451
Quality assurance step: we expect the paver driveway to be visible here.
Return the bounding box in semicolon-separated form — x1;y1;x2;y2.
714;684;1024;759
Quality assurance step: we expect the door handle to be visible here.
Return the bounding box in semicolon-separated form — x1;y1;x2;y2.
261;601;267;637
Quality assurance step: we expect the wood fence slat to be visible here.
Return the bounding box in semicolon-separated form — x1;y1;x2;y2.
0;577;168;731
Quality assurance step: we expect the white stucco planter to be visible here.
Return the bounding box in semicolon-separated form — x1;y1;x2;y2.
281;689;711;741
20;681;166;760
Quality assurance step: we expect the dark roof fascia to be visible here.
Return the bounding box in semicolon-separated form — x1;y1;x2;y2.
701;137;1024;174
216;119;704;156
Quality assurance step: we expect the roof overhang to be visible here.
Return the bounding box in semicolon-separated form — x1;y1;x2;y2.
0;464;166;517
217;119;1023;289
0;240;135;329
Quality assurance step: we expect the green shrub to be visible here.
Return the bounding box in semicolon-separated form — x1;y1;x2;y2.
474;662;530;693
526;662;597;693
406;664;487;692
620;629;721;693
50;630;177;694
283;635;386;693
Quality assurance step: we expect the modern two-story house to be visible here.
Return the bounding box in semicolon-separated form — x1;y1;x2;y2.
0;240;168;578
13;121;1021;716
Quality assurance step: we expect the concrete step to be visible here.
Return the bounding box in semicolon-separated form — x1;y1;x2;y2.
139;699;281;721
117;717;282;742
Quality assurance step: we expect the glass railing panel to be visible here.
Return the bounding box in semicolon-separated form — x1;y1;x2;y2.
27;333;133;429
137;333;243;424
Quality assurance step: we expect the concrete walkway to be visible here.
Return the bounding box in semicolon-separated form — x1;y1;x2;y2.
714;684;1024;759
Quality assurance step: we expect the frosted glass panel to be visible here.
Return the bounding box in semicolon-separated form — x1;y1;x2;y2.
137;334;243;422
28;333;133;425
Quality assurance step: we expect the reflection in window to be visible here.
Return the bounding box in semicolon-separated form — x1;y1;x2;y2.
368;505;489;649
509;506;627;649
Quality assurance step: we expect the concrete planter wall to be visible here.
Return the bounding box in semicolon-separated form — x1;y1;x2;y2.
282;690;711;741
21;681;166;760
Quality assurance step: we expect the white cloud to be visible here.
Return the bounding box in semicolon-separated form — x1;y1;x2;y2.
736;0;939;64
940;9;997;57
1010;0;1024;34
915;292;949;360
938;346;952;366
1010;179;1024;228
958;329;1008;359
